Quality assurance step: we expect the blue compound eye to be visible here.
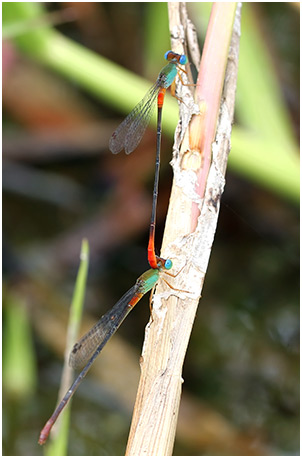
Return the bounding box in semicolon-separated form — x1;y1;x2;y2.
179;54;188;65
164;50;172;60
164;259;173;270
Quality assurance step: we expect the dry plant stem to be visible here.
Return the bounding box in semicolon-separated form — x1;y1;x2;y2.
126;3;241;456
170;2;201;69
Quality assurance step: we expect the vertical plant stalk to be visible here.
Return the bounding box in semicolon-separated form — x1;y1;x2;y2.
45;239;89;455
126;3;241;456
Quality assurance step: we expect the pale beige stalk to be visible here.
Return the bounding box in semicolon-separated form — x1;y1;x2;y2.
126;3;241;455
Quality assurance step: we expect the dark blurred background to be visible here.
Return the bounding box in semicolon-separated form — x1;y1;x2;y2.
3;3;299;456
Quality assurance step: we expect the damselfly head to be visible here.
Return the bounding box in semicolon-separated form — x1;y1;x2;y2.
164;50;187;66
155;256;173;271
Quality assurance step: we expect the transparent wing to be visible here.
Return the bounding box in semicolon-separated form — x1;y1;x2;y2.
69;283;139;369
109;82;159;155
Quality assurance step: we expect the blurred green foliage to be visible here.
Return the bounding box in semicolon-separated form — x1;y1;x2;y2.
2;3;299;456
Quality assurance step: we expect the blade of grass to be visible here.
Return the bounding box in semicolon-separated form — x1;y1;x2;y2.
45;239;89;456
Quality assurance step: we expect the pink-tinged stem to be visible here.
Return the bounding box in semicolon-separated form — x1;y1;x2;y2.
190;2;237;230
